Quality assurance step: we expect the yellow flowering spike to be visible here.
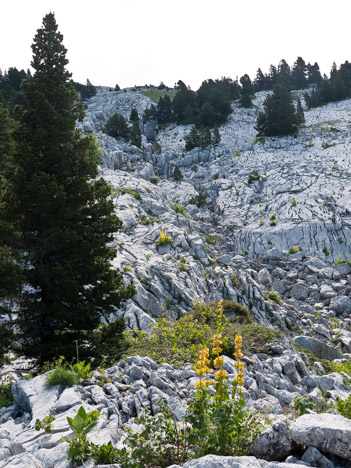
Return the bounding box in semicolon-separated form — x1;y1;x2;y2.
212;346;222;355
215;369;228;380
238;388;244;395
234;361;245;371
214;356;224;369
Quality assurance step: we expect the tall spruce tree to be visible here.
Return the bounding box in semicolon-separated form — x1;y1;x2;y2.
255;83;300;136
10;13;134;361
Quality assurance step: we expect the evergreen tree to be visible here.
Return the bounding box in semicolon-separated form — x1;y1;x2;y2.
0;103;23;364
213;124;221;145
156;95;173;124
253;68;266;91
104;112;130;139
130;107;139;123
277;59;291;85
9;13;134;361
255;83;300;136
196;102;217;127
307;62;322;86
239;74;254;108
332;74;347;101
130;121;142;148
319;79;334;103
291;57;307;89
173;165;183;181
185;126;199;151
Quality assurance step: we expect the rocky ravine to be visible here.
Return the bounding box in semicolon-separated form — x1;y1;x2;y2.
1;88;351;467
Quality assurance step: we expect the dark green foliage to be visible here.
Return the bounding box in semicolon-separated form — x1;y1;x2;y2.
239;74;254;108
156;95;173;124
291;57;307;90
213;124;221;145
8;13;134;362
185;126;212;151
189;193;206;207
196;103;217;127
0;67;29;112
104;112;130;139
129;107;139;123
0;103;23;362
72;79;97;100
172;82;196;124
130;121;142;148
114;84;120;91
89;318;128;367
173;165;183;181
143;105;157;123
255;83;300;136
253;68;266;91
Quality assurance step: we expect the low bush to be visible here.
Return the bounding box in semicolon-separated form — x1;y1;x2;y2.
124;300;281;366
172;204;187;217
45;364;78;388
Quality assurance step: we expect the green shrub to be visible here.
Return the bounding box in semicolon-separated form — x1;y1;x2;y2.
156;228;173;247
189;194;206;208
138;214;160;225
45;365;78;388
293;394;335;416
124;300;281;366
337;395;351;419
35;413;56;433
323;246;330;256
289;245;299;255
173;204;187;217
248;170;260;184
264;289;282;304
64;406;100;465
120;188;141;199
205;234;217;245
119;337;262;465
0;383;13;409
291;198;297;207
150;177;158;185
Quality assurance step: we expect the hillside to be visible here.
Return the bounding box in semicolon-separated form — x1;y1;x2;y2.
1;87;351;467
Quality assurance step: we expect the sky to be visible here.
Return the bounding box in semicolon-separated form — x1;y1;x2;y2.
2;0;351;90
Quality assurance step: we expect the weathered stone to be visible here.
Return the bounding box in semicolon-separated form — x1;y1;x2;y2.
294;336;342;360
250;422;294;461
290;283;309;301
329;295;351;315
301;446;334;468
289;413;351;461
168;455;261;468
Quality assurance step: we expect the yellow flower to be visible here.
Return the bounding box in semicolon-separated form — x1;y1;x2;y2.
238;388;244;395
212;346;222;355
214;356;224;369
215;369;228;380
234;361;245;371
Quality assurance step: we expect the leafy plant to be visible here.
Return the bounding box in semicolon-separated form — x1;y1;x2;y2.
64;406;100;465
69;360;93;381
120;188;141;199
172;204;187;217
293;394;335;416
337;395;351;419
205;234;217;245
323;246;330;256
264;289;282;304
248;170;260;184
156;228;173;247
0;382;13;409
91;441;119;464
35;412;56;433
289;245;299;255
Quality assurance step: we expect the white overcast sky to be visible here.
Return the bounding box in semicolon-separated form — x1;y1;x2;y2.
2;0;351;90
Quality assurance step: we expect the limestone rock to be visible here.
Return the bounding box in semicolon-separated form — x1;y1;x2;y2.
293;336;342;360
289;413;351;461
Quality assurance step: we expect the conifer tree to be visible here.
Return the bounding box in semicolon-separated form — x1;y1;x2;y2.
296;98;305;124
255;83;300;136
0;103;23;364
9;13;134;361
213;124;221;145
130;120;142;148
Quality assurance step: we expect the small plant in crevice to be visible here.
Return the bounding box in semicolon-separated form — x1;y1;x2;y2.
264;289;282;304
248;170;260;184
173;204;187;217
289;245;300;255
156;228;173;247
322;246;330;256
35;412;56;433
205;234;217;245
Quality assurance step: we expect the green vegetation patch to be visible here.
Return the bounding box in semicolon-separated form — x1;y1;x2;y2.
143;90;176;104
124;300;281;366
